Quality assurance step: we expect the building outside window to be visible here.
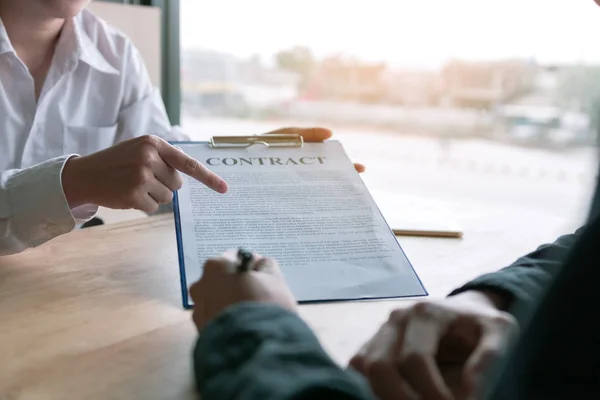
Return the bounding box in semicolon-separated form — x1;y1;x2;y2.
179;0;600;254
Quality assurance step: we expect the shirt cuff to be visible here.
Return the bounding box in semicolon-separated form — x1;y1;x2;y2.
448;275;518;310
57;156;99;223
70;204;99;223
7;156;81;248
60;159;99;225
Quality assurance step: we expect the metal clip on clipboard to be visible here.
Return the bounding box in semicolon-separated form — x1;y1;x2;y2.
209;134;304;148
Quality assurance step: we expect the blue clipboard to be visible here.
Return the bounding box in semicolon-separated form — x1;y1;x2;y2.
170;136;427;310
172;165;192;309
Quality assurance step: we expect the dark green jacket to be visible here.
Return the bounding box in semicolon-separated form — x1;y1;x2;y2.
487;215;600;400
194;210;600;399
194;303;376;400
450;228;581;319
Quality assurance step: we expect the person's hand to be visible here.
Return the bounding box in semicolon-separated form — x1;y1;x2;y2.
264;127;366;173
62;135;228;213
349;291;518;400
190;250;297;331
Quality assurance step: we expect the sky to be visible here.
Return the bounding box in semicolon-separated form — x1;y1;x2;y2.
180;0;600;69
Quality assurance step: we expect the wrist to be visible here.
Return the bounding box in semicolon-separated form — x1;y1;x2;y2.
455;289;510;311
61;156;90;208
478;289;511;310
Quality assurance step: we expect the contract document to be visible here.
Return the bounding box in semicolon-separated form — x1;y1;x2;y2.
172;137;426;308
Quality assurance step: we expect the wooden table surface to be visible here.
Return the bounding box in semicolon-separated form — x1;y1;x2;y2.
0;197;570;399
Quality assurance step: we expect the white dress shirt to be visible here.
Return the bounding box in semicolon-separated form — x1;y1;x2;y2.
0;9;187;255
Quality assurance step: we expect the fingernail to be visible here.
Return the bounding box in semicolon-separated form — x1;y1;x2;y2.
217;180;228;194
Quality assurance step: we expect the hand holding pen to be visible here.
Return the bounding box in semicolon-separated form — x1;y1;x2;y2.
236;248;254;273
190;249;298;330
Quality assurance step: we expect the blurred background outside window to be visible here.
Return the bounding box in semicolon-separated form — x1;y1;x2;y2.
179;0;600;257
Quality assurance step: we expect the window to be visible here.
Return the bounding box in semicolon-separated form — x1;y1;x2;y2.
179;0;599;253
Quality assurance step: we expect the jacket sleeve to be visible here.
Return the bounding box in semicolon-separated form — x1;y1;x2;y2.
0;156;97;256
194;302;375;400
449;227;583;309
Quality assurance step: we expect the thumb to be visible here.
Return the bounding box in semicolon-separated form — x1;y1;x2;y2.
354;163;366;173
252;256;280;274
462;323;512;395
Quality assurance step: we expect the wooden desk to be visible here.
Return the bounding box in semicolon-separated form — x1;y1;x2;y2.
0;205;566;399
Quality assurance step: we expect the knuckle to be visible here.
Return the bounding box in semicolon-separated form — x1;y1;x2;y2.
124;198;137;210
123;190;142;207
467;348;502;374
206;172;219;187
365;359;393;377
147;202;159;214
203;258;220;269
189;281;202;299
479;348;500;362
203;258;228;274
491;313;517;330
137;147;158;166
185;157;199;172
135;136;161;163
157;190;174;204
410;301;435;317
172;173;184;190
139;134;160;147
400;352;427;367
134;167;154;186
389;308;408;324
349;354;366;371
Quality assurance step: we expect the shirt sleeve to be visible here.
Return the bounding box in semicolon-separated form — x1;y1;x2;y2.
0;156;97;256
449;227;582;313
194;302;375;400
115;41;190;143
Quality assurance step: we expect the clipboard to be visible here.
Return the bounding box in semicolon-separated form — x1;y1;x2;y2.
208;134;304;148
171;134;427;309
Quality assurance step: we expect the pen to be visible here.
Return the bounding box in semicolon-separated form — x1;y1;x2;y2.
237;248;253;273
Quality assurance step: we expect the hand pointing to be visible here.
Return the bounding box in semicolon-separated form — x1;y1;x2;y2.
62;135;227;213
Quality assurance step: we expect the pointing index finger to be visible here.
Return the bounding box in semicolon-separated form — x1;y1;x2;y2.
158;141;228;194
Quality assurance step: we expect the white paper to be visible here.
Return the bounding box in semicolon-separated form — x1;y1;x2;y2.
175;141;426;303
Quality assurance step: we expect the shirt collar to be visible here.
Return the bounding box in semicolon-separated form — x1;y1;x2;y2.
68;14;120;75
0;14;119;75
0;18;14;55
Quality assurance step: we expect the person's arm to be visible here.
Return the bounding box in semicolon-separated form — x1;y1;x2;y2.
449;227;584;311
115;40;189;143
0;157;98;256
194;302;375;400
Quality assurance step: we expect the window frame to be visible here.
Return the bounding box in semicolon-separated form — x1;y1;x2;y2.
96;0;181;125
